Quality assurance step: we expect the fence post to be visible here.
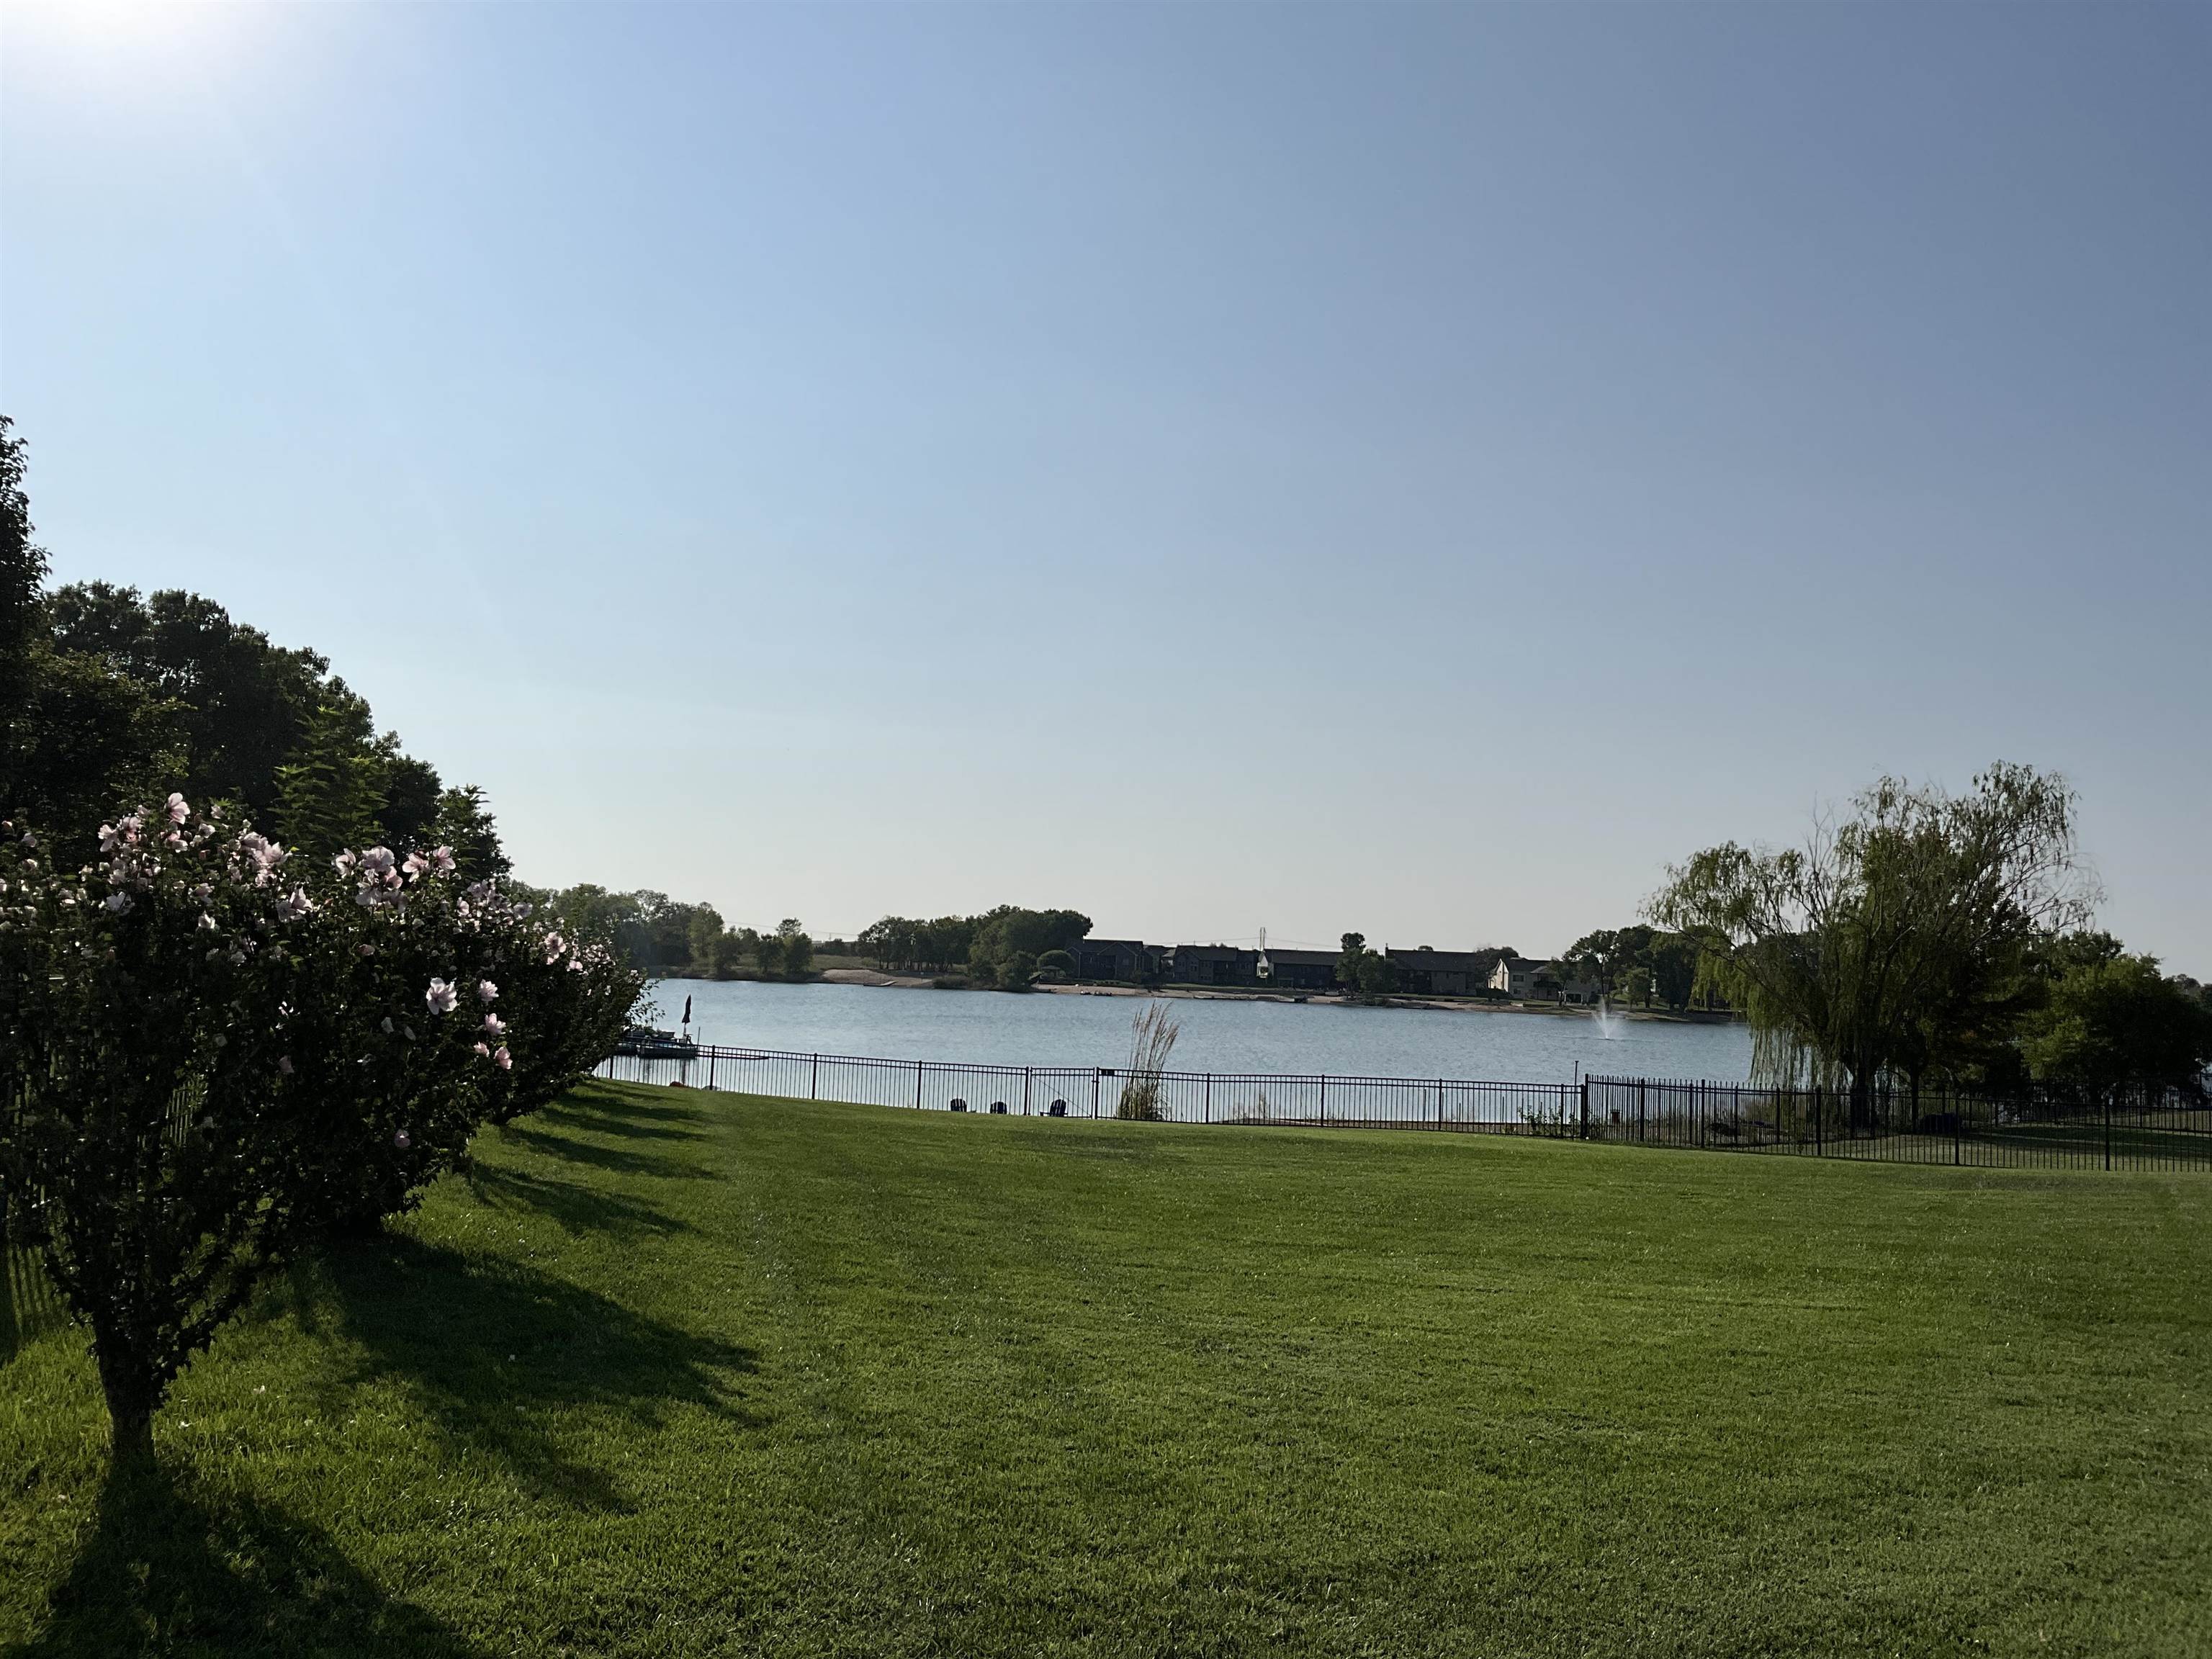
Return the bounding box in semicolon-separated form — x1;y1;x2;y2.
1024;1067;1032;1116
914;1059;923;1110
2104;1094;2112;1172
1320;1074;1328;1126
1953;1100;1961;1167
1814;1084;1823;1156
1437;1080;1444;1130
811;1053;819;1100
1092;1069;1100;1118
1637;1079;1646;1143
708;1051;716;1091
1579;1077;1590;1141
1205;1073;1212;1123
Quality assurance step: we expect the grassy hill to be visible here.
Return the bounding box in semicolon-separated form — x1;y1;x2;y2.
4;1081;2209;1657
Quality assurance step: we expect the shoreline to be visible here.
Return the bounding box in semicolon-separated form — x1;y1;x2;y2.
739;968;1742;1025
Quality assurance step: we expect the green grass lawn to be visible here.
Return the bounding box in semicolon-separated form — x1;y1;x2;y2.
5;1082;2210;1657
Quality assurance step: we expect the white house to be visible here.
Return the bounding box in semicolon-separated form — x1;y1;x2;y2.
1489;956;1548;998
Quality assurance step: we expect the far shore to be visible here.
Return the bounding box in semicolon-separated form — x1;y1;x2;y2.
690;966;1741;1024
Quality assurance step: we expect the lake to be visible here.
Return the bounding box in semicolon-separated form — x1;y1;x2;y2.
644;979;1753;1086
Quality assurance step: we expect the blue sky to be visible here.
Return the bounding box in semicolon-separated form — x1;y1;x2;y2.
5;4;2207;968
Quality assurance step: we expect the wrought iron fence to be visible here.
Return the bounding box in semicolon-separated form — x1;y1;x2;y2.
1581;1075;2209;1172
595;1045;2210;1172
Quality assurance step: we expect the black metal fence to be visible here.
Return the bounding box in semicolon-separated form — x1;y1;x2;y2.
596;1046;2211;1172
1581;1075;2210;1172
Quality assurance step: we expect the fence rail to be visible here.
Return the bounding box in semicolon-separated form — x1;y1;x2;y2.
597;1045;2211;1172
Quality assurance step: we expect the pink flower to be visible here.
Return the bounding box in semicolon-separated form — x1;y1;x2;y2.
382;1016;395;1033
103;891;133;914
476;979;498;1004
430;845;455;874
402;850;431;881
166;793;189;824
358;943;377;957
482;1013;505;1038
493;1045;512;1071
393;1129;411;1151
425;979;459;1015
333;850;356;876
237;833;287;887
278;1056;295;1076
473;1040;490;1057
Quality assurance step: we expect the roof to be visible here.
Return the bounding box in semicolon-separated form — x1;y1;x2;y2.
1385;949;1500;971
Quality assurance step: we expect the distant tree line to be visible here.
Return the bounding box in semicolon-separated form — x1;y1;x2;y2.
1550;926;1714;1012
858;907;1092;991
510;886;827;982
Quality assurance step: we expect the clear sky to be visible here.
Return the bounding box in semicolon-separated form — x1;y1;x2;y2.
4;4;2207;968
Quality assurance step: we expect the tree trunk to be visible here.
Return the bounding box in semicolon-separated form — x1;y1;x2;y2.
96;1335;160;1469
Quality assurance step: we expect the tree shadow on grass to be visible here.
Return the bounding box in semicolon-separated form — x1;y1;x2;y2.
462;1161;692;1239
496;1123;702;1182
20;1460;487;1659
320;1232;763;1511
534;1096;707;1143
553;1082;705;1127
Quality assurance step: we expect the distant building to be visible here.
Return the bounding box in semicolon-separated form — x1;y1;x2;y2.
1384;947;1498;997
1488;956;1607;1004
1161;944;1260;987
1489;956;1549;999
1070;938;1156;982
1263;948;1339;991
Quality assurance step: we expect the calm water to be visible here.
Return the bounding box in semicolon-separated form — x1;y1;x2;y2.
646;979;1753;1085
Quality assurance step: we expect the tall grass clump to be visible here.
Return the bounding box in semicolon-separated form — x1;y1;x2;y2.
1117;1002;1182;1120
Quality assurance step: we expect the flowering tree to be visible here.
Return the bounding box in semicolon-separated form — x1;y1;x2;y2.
0;796;631;1462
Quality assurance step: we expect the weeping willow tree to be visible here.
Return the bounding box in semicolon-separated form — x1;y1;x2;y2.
1650;763;2094;1116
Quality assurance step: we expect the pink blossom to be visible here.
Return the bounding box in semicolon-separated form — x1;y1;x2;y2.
359;847;397;879
333;850;357;876
425;979;459;1015
402;850;431;881
382;1017;395;1033
430;845;455;874
103;891;132;914
278;1056;295;1076
482;1013;505;1038
476;979;498;1004
238;833;287;886
473;1040;490;1057
197;912;217;932
166;793;189;824
273;887;316;922
493;1046;512;1071
393;1129;411;1151
358;943;377;957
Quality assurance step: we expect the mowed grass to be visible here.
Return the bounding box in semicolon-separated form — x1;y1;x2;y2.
4;1082;2210;1658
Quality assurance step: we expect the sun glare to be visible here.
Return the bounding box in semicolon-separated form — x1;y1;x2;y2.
7;0;246;78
